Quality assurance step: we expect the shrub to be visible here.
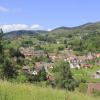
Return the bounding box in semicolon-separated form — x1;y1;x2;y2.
16;74;28;83
93;90;100;97
79;83;87;93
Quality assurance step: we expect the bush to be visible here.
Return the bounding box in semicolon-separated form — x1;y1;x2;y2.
58;46;64;51
93;90;100;97
80;78;86;83
79;83;87;93
16;74;28;83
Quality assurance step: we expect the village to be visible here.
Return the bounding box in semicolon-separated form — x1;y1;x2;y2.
19;46;100;79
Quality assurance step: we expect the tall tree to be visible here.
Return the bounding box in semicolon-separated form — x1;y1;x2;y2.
0;29;5;79
61;61;76;91
2;58;17;79
0;29;4;63
53;61;78;91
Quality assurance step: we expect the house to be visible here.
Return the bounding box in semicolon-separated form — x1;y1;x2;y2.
22;65;31;73
67;57;80;69
19;47;46;59
96;70;100;74
22;62;45;75
87;83;100;94
34;50;45;57
92;70;100;79
22;62;46;75
48;53;57;61
80;64;91;68
20;47;34;59
86;53;94;60
33;62;45;73
95;53;100;58
43;63;54;69
46;74;55;87
30;62;54;77
47;74;55;81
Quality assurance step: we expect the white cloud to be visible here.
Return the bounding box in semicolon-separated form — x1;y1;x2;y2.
0;24;44;32
30;24;42;30
0;24;28;32
0;6;9;12
47;29;52;31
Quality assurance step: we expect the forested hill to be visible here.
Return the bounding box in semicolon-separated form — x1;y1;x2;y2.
4;22;100;38
4;30;48;38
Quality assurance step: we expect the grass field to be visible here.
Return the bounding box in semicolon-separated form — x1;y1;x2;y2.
0;80;99;100
71;66;100;83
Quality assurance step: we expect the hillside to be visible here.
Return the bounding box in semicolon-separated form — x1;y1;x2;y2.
0;80;99;100
4;22;100;38
52;22;100;31
4;30;48;38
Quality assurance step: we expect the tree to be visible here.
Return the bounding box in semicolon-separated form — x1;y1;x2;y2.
0;29;18;80
0;29;4;78
21;40;33;47
2;58;18;79
0;29;4;63
38;67;47;81
9;48;25;65
53;61;78;91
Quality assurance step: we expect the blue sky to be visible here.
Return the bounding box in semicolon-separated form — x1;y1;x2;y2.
0;0;100;32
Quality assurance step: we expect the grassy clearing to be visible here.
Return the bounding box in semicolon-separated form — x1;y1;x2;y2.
71;66;100;82
0;80;99;100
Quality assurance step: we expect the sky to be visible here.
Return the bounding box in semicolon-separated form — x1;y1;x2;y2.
0;0;100;32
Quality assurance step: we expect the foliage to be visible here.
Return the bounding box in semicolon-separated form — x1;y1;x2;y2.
93;90;100;97
53;61;78;91
79;83;88;93
9;48;25;65
2;58;18;79
16;74;28;83
0;29;4;64
21;40;33;47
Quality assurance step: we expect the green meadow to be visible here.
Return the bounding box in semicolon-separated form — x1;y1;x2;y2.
0;80;99;100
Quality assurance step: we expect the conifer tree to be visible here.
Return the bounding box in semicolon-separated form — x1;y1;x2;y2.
0;28;4;63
